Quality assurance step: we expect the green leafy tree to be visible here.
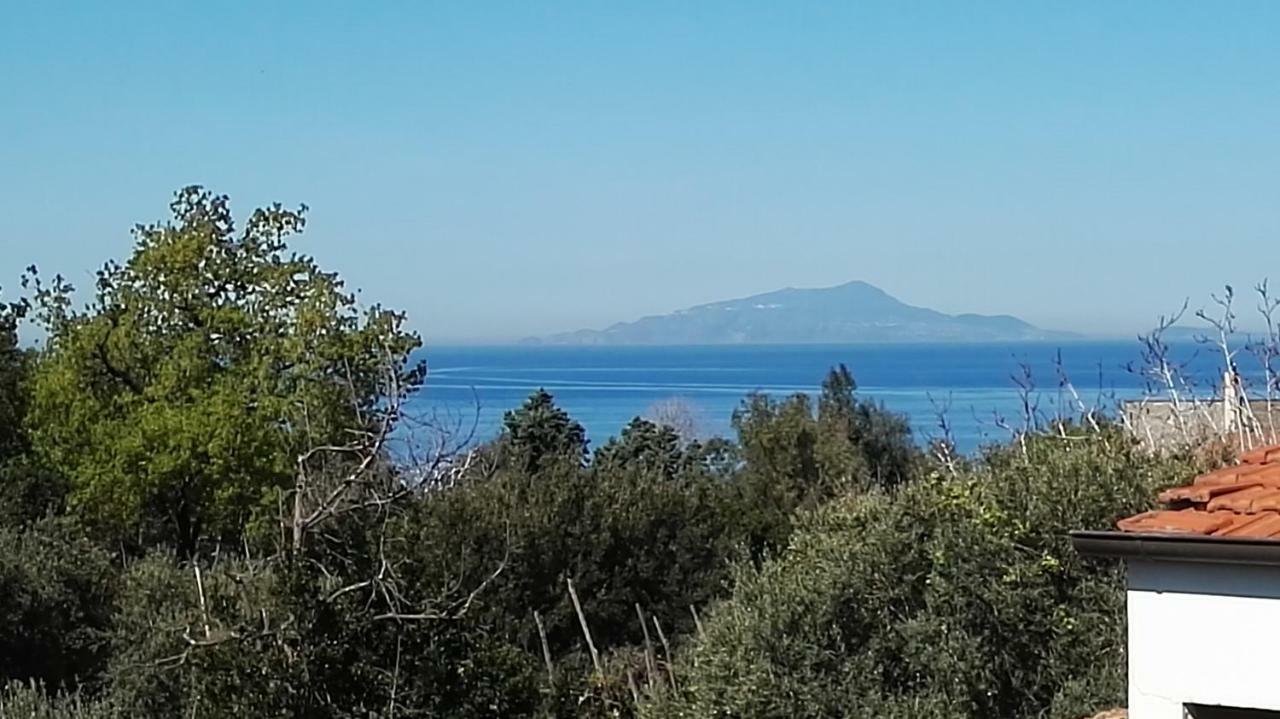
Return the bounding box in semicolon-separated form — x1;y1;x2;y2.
727;365;919;556
730;385;868;555
595;417;740;485
594;418;684;479
820;363;916;489
499;390;588;474
25;187;423;555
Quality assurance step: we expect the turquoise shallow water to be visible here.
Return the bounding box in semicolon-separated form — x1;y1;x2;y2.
409;341;1240;454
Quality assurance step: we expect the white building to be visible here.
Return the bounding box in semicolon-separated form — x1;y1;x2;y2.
1074;443;1280;719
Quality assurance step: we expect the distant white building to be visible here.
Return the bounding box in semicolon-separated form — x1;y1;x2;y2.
1074;443;1280;719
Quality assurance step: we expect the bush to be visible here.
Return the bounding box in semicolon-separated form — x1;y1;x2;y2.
100;552;544;719
0;519;117;692
646;428;1199;719
0;458;70;528
398;452;739;663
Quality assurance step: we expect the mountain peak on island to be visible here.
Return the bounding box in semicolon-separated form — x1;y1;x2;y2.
529;281;1070;345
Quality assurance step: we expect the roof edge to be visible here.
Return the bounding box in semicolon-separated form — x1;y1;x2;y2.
1071;530;1280;567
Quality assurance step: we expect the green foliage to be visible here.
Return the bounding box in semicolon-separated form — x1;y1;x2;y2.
0;288;71;530
729;365;920;555
100;552;542;719
594;418;685;479
400;457;736;663
24;187;422;554
595;417;737;481
817;363;916;488
731;391;843;555
0;519;117;691
648;428;1197;719
0;457;70;529
0;291;29;461
1;188;1203;718
500;389;589;474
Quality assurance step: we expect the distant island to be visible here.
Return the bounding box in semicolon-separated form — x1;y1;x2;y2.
527;281;1074;345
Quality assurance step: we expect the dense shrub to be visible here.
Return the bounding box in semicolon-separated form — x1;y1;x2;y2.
646;428;1200;719
0;457;70;528
0;519;117;692
398;445;740;662
99;553;543;719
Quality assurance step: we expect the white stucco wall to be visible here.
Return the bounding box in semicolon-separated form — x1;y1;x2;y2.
1128;559;1280;718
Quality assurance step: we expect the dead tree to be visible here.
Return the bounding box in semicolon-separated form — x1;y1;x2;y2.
1251;280;1280;443
1197;285;1264;450
643;396;703;444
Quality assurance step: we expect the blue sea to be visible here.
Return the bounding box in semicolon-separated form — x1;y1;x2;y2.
412;341;1241;454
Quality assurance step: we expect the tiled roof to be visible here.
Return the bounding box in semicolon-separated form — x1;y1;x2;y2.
1117;443;1280;539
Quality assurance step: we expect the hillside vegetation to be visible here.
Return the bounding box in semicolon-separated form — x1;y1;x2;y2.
0;189;1204;718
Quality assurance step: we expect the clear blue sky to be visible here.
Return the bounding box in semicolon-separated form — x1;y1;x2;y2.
2;2;1277;343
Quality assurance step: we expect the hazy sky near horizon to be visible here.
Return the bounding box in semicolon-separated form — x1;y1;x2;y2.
2;2;1278;342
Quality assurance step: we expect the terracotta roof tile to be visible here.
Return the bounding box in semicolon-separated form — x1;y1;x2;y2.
1117;442;1280;540
1117;509;1236;535
1220;512;1280;538
1241;444;1280;464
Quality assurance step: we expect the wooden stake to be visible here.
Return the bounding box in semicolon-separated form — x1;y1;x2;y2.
636;603;656;688
566;578;602;675
689;604;705;638
625;668;641;705
194;564;210;639
387;633;402;718
534;610;555;681
652;616;677;691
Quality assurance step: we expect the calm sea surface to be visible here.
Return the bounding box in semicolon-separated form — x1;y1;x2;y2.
411;342;1242;454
